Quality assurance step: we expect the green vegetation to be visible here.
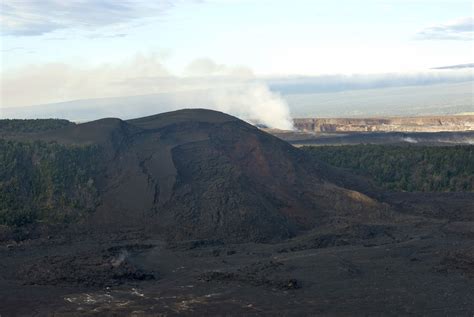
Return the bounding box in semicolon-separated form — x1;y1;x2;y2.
303;145;474;192
0;119;73;133
0;140;101;226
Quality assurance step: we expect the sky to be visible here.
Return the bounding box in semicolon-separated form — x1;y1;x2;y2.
0;0;473;126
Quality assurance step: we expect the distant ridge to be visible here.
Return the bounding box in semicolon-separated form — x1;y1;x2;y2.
293;115;474;133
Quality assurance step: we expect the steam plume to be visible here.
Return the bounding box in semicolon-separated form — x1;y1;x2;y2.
200;82;294;130
1;55;294;130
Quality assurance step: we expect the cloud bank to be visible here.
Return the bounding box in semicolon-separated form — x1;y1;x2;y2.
416;17;473;41
432;63;474;70
266;71;474;94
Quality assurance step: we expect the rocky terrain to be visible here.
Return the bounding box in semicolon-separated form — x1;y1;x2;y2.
293;115;474;133
1;191;473;315
0;109;473;315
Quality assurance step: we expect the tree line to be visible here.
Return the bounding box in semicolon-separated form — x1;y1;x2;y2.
0;119;73;133
303;144;474;192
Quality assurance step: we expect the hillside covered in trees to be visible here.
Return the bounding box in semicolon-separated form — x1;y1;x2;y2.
304;145;474;192
0;139;101;226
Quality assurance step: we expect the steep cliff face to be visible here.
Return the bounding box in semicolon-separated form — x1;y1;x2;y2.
294;115;474;132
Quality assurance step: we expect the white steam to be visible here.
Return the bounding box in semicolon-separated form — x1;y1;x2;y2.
111;250;129;267
1;55;294;130
402;137;418;144
205;83;294;130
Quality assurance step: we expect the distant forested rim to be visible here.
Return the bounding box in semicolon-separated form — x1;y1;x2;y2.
0;119;74;133
303;145;474;192
0;139;101;227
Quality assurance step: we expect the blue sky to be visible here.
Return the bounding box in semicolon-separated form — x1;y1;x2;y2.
0;0;473;120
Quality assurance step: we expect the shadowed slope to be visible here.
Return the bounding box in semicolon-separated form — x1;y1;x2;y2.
1;109;388;242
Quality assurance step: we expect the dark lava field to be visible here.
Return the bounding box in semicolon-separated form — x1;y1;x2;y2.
0;109;473;316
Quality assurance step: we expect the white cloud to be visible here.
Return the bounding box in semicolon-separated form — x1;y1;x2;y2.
416;17;474;40
0;54;170;106
184;58;254;78
0;0;175;36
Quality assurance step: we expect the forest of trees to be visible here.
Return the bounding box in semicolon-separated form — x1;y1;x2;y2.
303;145;474;192
0;119;73;133
0;140;101;226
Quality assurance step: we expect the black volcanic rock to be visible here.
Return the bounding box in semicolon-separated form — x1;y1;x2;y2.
2;109;387;242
